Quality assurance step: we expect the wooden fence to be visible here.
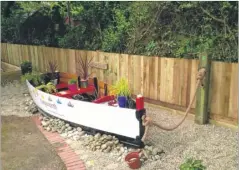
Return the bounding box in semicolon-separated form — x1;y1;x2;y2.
1;43;238;125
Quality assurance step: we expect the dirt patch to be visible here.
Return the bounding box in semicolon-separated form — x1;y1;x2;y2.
1;116;66;170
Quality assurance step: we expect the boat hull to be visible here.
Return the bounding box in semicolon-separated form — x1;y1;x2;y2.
27;81;145;147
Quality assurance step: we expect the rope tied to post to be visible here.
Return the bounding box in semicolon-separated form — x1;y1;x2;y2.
141;68;206;142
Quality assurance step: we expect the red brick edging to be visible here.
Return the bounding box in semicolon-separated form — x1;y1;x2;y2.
32;116;86;170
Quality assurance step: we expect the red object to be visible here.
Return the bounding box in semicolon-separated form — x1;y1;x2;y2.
56;83;68;90
125;152;141;169
53;85;95;98
92;95;115;104
136;95;144;111
68;84;77;91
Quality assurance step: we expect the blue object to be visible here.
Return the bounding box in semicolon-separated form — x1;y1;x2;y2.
118;96;127;108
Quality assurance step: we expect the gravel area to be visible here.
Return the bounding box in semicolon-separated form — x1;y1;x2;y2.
1;82;238;170
64;104;238;170
1;81;32;117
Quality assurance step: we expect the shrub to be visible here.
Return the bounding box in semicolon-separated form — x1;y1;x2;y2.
180;158;206;170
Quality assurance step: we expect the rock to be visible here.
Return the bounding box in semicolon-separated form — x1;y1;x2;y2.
60;133;68;138
147;146;153;151
94;133;101;139
101;144;107;150
24;93;29;97
155;155;160;160
77;127;82;132
67;127;72;131
78;131;85;136
105;147;111;153
117;156;122;162
51;127;56;133
46;127;51;132
73;135;80;141
25;106;28;111
152;148;158;155
143;150;149;159
120;147;125;153
106;135;113;140
41;121;49;127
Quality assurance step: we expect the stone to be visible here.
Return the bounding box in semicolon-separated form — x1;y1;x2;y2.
67;127;72;131
46;127;51;132
41;121;49;127
66;123;70;127
79;131;85;136
152;148;159;155
73;135;80;141
143;150;149;159
101;144;107;150
94;133;101;139
120;147;125;153
155;155;160;160
117;156;122;162
105;147;111;153
51;127;56;133
60;133;68;138
25;106;28;111
77;127;82;132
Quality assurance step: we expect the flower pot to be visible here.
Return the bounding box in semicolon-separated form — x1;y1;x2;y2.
80;79;88;88
125;152;141;169
20;63;32;75
68;83;77;91
118;96;127;108
50;79;58;86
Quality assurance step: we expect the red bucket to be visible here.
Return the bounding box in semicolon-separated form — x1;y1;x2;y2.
125;152;141;169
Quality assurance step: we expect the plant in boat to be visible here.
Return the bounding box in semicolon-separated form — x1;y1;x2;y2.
36;82;57;94
21;72;43;86
20;60;32;75
47;60;59;85
76;55;94;88
68;79;77;84
179;158;206;170
68;78;77;91
109;78;131;108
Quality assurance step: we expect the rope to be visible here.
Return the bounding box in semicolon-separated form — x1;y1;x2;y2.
141;68;206;142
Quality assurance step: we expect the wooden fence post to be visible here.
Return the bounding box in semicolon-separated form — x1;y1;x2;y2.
195;52;211;124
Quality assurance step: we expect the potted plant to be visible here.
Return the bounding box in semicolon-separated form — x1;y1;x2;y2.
36;82;57;94
76;55;94;88
21;72;43;87
47;60;59;85
109;78;131;108
68;79;77;91
20;60;32;75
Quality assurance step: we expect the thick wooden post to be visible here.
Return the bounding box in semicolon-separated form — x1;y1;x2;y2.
195;53;211;124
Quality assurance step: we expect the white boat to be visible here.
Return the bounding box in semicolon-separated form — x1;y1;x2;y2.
27;80;146;148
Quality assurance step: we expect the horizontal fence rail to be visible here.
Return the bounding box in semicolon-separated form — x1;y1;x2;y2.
1;43;238;125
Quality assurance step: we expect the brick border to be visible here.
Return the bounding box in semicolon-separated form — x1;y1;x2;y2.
32;116;86;170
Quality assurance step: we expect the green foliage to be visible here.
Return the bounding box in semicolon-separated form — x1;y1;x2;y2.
1;1;238;62
110;78;131;97
180;158;206;170
68;79;77;84
36;82;57;94
21;72;42;86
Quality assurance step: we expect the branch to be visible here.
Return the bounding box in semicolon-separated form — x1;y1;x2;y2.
200;6;224;23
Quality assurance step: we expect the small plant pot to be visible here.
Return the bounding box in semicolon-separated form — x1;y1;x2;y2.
125;152;141;169
118;96;127;108
68;84;77;91
20;64;32;75
80;79;88;88
51;79;58;86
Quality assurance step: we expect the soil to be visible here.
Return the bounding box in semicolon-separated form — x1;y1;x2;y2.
1;116;66;170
